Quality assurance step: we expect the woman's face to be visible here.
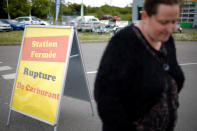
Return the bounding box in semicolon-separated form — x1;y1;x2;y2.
144;4;180;42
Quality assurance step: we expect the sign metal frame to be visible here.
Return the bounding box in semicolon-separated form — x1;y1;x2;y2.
7;25;93;131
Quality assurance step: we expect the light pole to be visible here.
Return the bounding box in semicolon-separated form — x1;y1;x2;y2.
110;0;113;16
6;0;10;19
55;0;60;22
81;0;84;21
28;0;32;16
48;0;51;17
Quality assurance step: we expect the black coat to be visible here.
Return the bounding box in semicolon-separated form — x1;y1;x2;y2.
94;24;185;131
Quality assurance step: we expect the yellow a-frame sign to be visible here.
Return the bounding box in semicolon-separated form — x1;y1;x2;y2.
7;25;94;131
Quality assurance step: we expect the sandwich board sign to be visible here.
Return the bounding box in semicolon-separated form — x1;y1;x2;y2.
7;25;93;131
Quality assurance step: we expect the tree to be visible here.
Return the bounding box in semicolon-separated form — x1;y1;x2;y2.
96;8;104;19
61;2;132;21
1;0;132;21
31;0;50;18
0;0;7;19
6;0;31;18
100;4;112;14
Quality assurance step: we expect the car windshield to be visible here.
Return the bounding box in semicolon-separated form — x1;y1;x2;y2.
32;17;38;21
32;16;41;21
0;20;5;24
24;18;30;21
10;20;18;23
91;19;98;21
36;18;42;21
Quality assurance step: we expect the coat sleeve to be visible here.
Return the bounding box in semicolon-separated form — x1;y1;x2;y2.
94;34;138;130
168;37;185;93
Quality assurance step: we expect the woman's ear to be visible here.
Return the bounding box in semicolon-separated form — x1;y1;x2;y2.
141;11;148;20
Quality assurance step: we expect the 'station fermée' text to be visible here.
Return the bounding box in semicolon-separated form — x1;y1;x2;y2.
30;40;58;59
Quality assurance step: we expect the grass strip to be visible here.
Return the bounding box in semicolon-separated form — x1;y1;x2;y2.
173;32;197;41
0;30;196;45
0;31;24;45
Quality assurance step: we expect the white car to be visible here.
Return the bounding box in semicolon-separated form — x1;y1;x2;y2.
15;16;49;25
77;16;100;31
36;17;50;25
0;20;12;31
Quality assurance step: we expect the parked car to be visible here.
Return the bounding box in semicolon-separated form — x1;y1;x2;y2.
0;20;12;31
112;16;121;21
105;24;119;33
100;15;121;21
77;16;100;23
77;16;100;31
35;17;50;25
92;24;107;33
115;21;129;28
1;19;25;30
100;15;113;21
15;16;49;25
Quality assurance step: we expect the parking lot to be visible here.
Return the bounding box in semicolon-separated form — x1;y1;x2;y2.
0;41;197;131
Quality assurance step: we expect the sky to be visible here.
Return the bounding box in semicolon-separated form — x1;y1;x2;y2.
64;0;133;7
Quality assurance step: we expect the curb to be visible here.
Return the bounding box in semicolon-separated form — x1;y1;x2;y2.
0;43;21;46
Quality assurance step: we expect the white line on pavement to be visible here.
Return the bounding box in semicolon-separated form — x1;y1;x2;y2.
0;66;12;71
0;62;195;80
87;71;97;74
179;62;197;66
0;61;2;64
2;73;16;80
85;62;197;75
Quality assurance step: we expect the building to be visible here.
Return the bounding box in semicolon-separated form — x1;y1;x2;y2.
179;0;197;28
132;0;197;28
132;0;143;24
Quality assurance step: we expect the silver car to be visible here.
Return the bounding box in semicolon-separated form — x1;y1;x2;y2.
15;16;49;25
0;20;12;31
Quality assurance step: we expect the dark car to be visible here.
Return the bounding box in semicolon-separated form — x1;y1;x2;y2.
1;19;25;30
100;15;122;21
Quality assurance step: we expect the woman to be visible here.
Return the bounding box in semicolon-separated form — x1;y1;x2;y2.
94;0;185;131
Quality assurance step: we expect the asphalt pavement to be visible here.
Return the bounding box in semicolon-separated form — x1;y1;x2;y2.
0;41;197;131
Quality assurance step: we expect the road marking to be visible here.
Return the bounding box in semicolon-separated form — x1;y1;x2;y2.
0;66;12;71
0;62;195;80
87;71;97;74
4;102;9;105
0;61;2;64
179;62;197;66
2;73;16;80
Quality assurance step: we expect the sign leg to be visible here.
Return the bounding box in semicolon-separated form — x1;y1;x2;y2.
6;109;12;126
54;124;58;131
90;99;95;116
